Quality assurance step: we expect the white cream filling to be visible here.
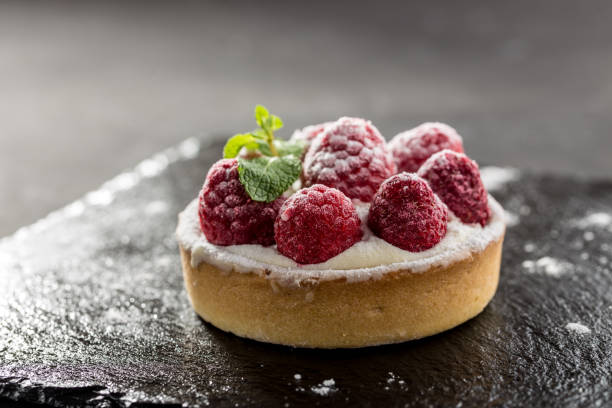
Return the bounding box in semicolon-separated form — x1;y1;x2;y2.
176;196;505;287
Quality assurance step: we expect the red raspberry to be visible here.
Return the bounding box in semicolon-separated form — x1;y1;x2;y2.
367;173;448;252
388;122;463;173
290;122;333;148
198;159;284;246
302;117;396;202
274;184;363;264
418;150;491;226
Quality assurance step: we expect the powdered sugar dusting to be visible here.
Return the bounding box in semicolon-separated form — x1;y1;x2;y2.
145;200;169;215
522;257;572;277
415;148;451;175
383;371;407;391
310;379;336;396
177;137;201;159
389;122;463;173
565;322;591;334
480;166;520;192
85;189;114;206
573;212;612;230
3;137;201;245
176;195;505;287
302;117;395;202
504;210;520;227
137;154;170;178
290;122;334;146
396;122;462;144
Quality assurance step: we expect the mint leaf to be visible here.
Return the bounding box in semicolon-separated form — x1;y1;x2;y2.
255;139;274;156
270;114;283;131
238;156;301;202
223;133;258;158
254;105;269;128
274;139;305;157
225;105;298;201
254;139;304;158
251;129;267;139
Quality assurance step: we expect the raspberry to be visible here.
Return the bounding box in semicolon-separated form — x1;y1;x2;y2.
418;150;491;226
290;122;333;148
198;159;284;246
388;122;463;173
367;173;448;252
274;184;363;264
302;117;396;202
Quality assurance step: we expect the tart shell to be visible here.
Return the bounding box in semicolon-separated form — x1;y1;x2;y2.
179;233;504;349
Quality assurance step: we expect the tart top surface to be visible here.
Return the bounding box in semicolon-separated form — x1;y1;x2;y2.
177;195;505;287
176;106;506;285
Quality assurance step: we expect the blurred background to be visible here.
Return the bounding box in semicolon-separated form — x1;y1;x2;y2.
1;0;611;237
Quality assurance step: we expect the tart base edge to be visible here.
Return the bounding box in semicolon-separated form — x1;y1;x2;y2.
179;235;504;349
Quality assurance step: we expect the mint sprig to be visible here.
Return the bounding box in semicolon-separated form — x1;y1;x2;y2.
238;156;301;202
222;105;305;203
223;133;259;159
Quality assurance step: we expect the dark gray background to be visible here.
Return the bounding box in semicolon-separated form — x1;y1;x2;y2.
1;0;611;237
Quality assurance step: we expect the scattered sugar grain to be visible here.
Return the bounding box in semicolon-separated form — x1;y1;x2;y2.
178;137;201;159
311;379;336;396
85;189;114;206
519;205;531;216
480;166;520;192
145;200;169;215
504;210;519;227
522;257;571;277
565;322;591;334
574;212;612;229
524;243;536;253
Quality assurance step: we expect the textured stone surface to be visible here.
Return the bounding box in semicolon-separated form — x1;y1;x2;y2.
1;138;611;407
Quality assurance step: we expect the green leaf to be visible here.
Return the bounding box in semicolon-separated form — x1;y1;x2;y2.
255;139;273;156
274;139;305;157
251;129;267;139
270;115;283;131
238;156;301;202
254;105;269;128
223;133;258;158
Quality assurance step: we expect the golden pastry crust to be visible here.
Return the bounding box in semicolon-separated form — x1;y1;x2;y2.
179;234;504;348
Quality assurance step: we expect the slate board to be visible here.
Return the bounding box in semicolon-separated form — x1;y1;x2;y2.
1;137;611;408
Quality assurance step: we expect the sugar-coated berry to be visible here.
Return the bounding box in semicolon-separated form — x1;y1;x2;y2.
199;159;284;246
302;117;396;202
418;150;491;226
274;184;363;264
368;173;448;252
389;122;463;173
290;122;333;149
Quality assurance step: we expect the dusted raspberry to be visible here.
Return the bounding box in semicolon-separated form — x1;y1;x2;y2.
290;122;333;149
368;173;448;252
198;159;284;246
302;117;396;202
418;150;491;226
389;122;463;173
274;184;363;264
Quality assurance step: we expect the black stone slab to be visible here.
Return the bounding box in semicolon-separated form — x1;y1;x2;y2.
1;138;611;407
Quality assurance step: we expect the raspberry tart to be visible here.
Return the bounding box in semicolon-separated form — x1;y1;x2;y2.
177;106;505;348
